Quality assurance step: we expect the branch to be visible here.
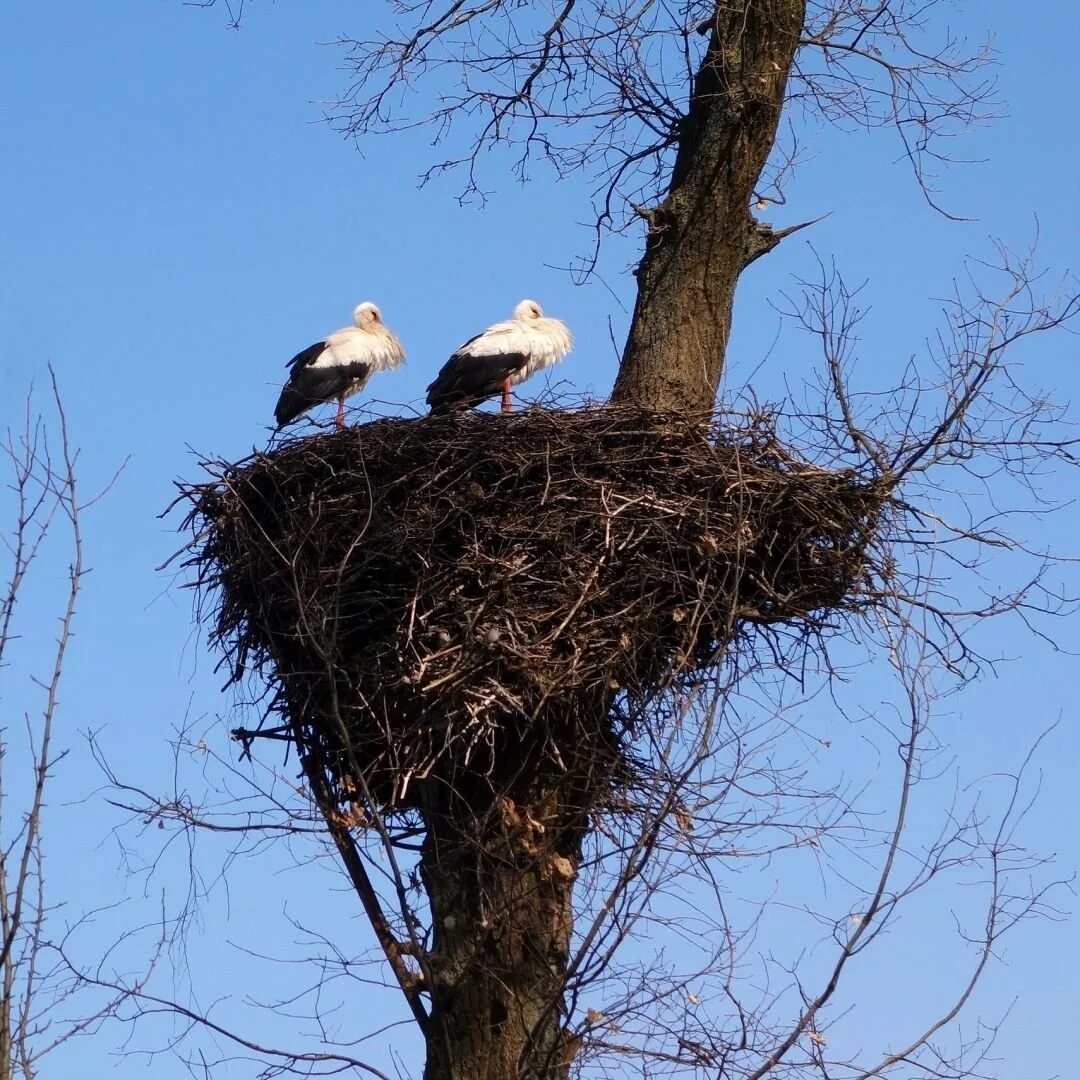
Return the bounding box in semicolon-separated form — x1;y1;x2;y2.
743;214;830;270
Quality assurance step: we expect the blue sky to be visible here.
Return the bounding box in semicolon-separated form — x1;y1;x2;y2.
1;1;1078;1076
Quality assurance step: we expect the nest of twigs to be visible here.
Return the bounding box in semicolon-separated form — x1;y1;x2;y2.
178;405;884;811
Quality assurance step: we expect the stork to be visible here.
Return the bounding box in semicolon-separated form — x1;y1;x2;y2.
426;299;572;414
274;302;405;429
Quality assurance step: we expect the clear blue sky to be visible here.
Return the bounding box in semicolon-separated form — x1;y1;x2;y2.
1;2;1077;1076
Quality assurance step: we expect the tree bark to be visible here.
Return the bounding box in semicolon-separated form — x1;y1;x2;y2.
612;0;807;412
421;793;584;1080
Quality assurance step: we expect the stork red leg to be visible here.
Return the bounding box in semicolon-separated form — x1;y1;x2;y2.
501;377;512;414
336;396;346;428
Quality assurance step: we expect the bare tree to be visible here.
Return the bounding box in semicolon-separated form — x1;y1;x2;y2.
0;375;144;1078
120;4;1078;1079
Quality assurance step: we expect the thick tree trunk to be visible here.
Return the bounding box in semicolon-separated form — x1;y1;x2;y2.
612;0;807;412
421;794;584;1080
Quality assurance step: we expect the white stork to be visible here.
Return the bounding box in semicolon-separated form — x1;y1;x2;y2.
426;299;572;414
274;302;405;429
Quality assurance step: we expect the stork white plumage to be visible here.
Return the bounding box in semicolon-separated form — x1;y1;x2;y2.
275;302;405;429
426;299;573;414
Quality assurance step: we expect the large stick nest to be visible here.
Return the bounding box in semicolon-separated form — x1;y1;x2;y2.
178;406;884;811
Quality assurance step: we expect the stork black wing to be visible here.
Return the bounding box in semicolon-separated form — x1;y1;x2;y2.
274;359;372;427
285;340;328;374
425;351;527;413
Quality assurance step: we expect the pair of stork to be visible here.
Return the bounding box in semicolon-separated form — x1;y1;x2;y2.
273;300;573;428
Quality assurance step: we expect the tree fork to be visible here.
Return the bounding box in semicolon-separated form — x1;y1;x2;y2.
612;0;808;412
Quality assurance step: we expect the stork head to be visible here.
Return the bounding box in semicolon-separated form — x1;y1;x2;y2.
354;301;382;327
514;299;544;322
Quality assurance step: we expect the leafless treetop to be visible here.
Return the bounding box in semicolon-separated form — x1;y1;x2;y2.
316;1;993;227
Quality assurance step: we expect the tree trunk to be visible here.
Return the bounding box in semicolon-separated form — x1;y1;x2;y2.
612;0;807;412
421;794;584;1080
